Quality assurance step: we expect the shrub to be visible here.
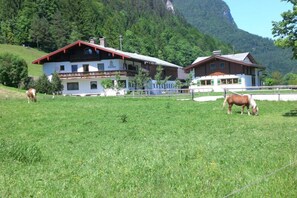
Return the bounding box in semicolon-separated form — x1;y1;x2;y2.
35;74;52;94
51;71;63;94
0;53;28;87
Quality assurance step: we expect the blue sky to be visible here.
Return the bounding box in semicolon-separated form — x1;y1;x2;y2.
223;0;292;38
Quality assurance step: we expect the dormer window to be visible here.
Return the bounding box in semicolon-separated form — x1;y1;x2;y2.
210;63;216;71
84;48;93;55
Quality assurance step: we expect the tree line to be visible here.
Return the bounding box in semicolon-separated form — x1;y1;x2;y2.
0;0;232;67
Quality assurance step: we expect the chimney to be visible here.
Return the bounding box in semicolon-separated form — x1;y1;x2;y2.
213;50;221;56
89;38;95;44
99;37;106;47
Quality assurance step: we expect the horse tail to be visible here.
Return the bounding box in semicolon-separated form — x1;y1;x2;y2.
32;89;37;102
223;95;229;108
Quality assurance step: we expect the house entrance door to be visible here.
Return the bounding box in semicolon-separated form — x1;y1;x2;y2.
252;76;256;86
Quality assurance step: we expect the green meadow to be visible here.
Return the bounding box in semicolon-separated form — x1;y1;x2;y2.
0;88;296;197
0;44;44;77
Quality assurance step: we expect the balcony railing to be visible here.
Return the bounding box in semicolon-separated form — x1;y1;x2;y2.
58;70;138;79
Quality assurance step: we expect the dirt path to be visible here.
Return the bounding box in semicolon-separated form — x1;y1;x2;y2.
0;88;25;99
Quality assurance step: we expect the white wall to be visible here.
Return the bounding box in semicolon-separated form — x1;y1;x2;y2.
62;77;130;96
190;74;253;92
43;59;125;75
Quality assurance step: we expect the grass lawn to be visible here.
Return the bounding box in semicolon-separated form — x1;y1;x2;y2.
0;94;296;197
0;44;44;77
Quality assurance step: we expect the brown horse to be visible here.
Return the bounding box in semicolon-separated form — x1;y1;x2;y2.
223;94;258;115
26;88;37;103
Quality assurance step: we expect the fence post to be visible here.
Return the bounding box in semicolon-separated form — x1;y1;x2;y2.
191;89;194;100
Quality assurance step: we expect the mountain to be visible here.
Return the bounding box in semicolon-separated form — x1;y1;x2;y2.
0;0;233;67
173;0;297;74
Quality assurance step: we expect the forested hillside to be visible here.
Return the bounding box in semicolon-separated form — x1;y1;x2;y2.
173;0;297;74
0;0;233;67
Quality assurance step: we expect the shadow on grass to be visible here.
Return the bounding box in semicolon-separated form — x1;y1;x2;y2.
282;109;297;117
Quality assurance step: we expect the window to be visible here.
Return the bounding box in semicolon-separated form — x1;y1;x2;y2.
67;82;79;90
227;79;233;84
84;48;93;55
220;78;239;84
128;64;137;71
210;63;216;71
201;80;211;86
83;64;89;72
90;81;97;89
97;63;104;71
220;63;225;69
71;65;78;72
60;65;65;71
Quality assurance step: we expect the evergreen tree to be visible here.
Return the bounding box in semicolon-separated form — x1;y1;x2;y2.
101;78;113;96
35;74;52;94
50;11;69;48
154;65;171;89
29;15;54;51
51;71;63;94
131;68;150;89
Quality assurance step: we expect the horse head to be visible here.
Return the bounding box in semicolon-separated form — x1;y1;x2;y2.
252;106;259;116
248;95;259;116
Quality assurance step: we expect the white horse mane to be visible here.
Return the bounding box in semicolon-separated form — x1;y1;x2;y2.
246;94;257;108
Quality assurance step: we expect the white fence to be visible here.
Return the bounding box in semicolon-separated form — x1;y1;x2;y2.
123;86;297;101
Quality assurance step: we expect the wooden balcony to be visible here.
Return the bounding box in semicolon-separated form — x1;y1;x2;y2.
58;70;138;79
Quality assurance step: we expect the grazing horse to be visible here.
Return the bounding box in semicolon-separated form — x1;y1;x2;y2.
223;94;258;115
26;88;37;103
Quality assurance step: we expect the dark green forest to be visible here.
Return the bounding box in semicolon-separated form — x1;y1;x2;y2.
0;0;232;67
173;0;297;74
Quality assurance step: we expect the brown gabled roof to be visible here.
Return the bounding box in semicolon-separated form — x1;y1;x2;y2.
184;53;263;72
32;40;181;68
32;40;131;64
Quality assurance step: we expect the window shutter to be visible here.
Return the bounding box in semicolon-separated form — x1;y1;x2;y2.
211;79;214;85
238;78;241;84
197;80;201;86
218;79;221;85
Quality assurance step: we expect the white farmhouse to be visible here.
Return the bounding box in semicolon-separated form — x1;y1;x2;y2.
33;39;185;96
184;51;265;92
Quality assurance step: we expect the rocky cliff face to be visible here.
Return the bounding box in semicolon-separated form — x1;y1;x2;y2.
173;0;297;74
166;0;175;13
222;6;236;27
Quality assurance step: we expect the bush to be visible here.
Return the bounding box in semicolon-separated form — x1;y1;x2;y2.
0;53;28;87
35;74;52;94
51;71;63;94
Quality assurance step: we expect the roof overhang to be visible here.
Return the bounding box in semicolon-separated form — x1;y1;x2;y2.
32;40;131;64
184;55;263;72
